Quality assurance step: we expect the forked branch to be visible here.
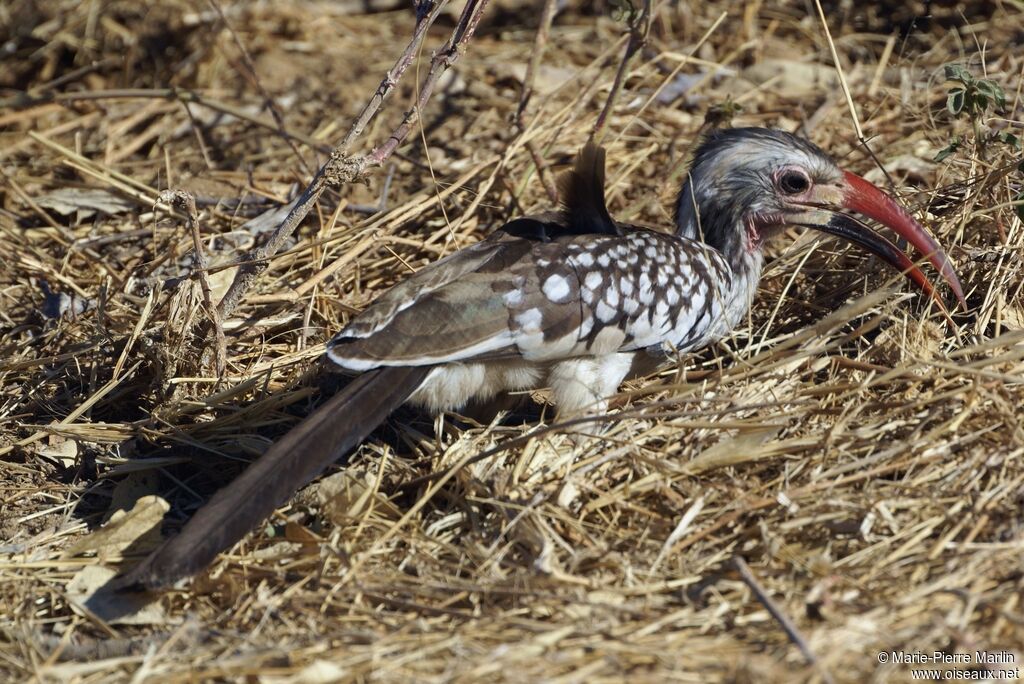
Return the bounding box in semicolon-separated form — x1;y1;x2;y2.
216;0;491;323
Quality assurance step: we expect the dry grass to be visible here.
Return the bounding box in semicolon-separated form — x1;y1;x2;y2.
2;1;1023;682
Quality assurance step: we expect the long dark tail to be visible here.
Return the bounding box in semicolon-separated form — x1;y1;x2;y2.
118;365;430;591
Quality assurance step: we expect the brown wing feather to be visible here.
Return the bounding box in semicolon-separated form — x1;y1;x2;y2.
328;235;587;369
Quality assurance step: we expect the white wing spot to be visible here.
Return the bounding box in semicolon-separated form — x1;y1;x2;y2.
595;300;616;323
504;289;524;307
515;308;543;332
542;274;571;303
577;315;594;338
584;271;603;290
639;273;654;304
576;252;594;267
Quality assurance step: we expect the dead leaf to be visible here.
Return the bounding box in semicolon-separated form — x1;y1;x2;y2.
495;63;576;95
66;565;167;625
682;426;784;474
38;436;78;467
316;471;401;525
106;471;161;520
65;495;168;561
34;188;133;217
260;659;348;684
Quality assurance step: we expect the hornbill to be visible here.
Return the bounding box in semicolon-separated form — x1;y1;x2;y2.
120;128;965;590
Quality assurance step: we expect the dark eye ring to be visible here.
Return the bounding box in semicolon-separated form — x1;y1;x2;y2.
778;170;811;194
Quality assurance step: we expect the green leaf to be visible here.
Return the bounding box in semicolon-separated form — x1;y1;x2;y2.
975;79;997;97
974;79;1008;112
944;63;973;84
608;0;638;22
997;132;1021;151
994;88;1007;112
947;89;966;115
934;136;961;162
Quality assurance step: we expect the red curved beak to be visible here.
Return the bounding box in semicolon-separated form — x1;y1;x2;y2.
841;171;967;311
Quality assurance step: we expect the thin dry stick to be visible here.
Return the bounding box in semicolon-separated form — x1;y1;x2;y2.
178;98;215;170
591;0;653;143
514;0;558;124
610;9;729;148
732;556;836;684
341;0;450;152
215;0;491;322
513;0;560;203
365;1;492;166
158;189;227;375
811;0;898;189
812;0;863;140
206;0;310;173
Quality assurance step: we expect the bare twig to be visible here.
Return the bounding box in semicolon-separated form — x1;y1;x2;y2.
157;189;227;375
811;0;899;190
732;556;836;684
340;1;450;152
591;0;653;143
206;0;311;173
514;0;557;123
216;0;491;322
364;1;491;166
513;0;560;203
611;9;729;148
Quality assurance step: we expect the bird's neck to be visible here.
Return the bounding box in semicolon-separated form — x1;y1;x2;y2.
674;218;765;339
675;181;766;329
722;248;764;331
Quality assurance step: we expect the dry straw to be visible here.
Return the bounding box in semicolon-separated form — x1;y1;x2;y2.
1;0;1022;681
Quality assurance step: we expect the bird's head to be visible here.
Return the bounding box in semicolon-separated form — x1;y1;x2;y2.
675;127;966;312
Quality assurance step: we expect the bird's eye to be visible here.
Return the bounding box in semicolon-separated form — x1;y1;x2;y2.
778;170;811;194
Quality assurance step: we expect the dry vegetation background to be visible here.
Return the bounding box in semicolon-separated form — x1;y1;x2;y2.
2;0;1023;681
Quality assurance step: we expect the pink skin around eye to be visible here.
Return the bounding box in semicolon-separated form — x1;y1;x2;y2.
743;166;814;252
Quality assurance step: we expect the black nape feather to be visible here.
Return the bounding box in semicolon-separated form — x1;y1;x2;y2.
557;143;621;236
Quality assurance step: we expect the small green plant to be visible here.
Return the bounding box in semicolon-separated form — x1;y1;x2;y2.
943;64;1006;118
936;63;1015;161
